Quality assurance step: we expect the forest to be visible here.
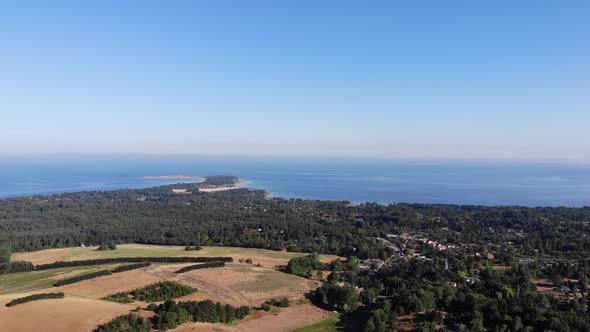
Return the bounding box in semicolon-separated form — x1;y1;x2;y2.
1;181;590;331
0;182;588;259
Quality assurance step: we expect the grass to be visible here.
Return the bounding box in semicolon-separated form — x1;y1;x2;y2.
66;244;338;262
0;266;110;295
67;246;182;258
291;313;341;332
228;265;312;293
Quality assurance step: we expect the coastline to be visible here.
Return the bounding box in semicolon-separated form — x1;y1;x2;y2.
143;175;205;182
198;179;251;193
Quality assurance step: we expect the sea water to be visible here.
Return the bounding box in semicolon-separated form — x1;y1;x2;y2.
0;156;588;207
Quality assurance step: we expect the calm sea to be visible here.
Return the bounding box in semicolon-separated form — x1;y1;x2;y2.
0;156;589;207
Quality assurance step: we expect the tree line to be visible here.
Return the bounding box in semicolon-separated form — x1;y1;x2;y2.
111;262;151;273
53;270;112;287
5;292;64;307
175;261;225;273
34;256;232;271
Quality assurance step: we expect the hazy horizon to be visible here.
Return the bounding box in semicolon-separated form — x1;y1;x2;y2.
2;1;589;162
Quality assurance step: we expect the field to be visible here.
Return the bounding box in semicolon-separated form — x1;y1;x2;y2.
148;263;321;306
172;304;336;332
2;245;338;332
0;294;135;332
12;244;339;268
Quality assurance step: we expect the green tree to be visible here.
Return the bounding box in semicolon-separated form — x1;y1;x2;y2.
0;245;12;274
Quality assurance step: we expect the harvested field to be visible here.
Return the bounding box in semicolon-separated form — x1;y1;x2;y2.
4;245;335;331
0;265;117;295
147;263;319;307
0;295;135;332
12;248;67;265
172;304;335;332
58;269;164;298
12;244;339;268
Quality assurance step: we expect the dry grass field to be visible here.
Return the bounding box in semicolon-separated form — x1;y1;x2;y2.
148;263;320;307
12;244;339;268
2;245;338;332
0;294;135;332
172;304;335;332
59;269;165;299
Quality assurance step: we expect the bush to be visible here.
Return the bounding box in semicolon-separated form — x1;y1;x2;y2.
268;297;290;308
278;297;290;307
262;303;271;311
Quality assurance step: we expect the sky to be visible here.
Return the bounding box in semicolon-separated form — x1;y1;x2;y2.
1;1;589;163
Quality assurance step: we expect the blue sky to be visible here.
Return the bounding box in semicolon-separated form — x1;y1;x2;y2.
1;1;589;162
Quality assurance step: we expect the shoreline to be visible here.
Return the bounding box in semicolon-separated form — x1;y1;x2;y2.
198;179;251;193
143;175;205;182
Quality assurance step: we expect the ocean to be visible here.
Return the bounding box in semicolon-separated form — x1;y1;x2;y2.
0;156;589;207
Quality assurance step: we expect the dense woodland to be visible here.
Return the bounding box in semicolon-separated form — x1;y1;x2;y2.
303;255;590;332
1;179;590;331
0;182;588;259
